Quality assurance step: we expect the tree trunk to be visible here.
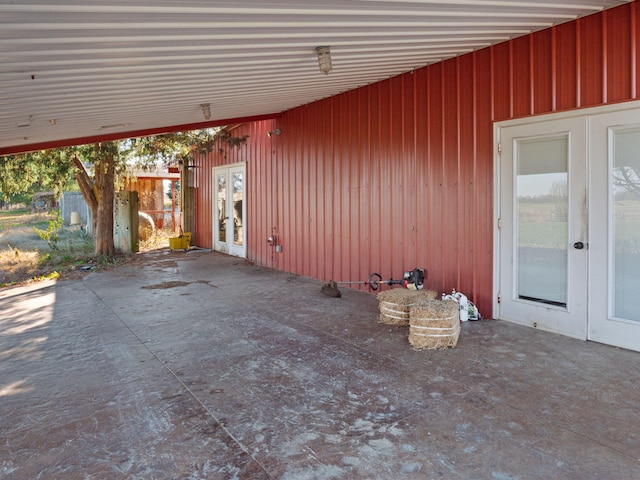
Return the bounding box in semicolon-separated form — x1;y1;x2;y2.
73;156;98;234
73;152;116;256
94;152;116;256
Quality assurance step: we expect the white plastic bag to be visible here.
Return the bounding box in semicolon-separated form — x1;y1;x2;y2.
441;289;481;321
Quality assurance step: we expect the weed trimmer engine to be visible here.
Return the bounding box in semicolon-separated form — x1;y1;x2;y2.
403;268;425;290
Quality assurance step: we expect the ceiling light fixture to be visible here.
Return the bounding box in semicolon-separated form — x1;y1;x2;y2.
201;103;211;120
315;46;332;75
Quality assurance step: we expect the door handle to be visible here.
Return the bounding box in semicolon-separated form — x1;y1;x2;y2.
573;241;585;250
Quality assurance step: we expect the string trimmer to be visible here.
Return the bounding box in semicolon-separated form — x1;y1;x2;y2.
320;268;425;298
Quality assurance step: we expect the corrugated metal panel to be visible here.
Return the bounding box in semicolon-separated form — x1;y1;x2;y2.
556;22;579;111
635;2;640;98
193;2;640;316
532;29;554;114
492;42;512;121
472;47;495;312
60;192;90;227
511;36;533;118
195;121;280;255
605;6;633;102
579;11;605;107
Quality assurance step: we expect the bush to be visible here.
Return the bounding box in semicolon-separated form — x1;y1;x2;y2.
34;212;64;250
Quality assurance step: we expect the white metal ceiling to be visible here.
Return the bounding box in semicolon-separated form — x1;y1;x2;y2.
0;0;630;154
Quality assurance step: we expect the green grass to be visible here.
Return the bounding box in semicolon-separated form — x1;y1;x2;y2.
518;200;640;248
0;210;51;231
518;222;567;248
1;210;140;288
0;211;98;287
0;208;31;217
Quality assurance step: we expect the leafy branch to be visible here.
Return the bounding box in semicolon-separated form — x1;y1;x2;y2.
34;212;64;251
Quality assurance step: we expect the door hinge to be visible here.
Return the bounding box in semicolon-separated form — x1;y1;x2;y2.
497;218;502;229
497;294;501;304
497;143;502;154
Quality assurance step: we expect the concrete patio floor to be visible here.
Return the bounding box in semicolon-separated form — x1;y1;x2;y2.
1;250;639;479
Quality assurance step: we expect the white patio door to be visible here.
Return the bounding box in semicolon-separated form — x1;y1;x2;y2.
589;109;640;352
497;116;589;340
213;164;246;258
497;104;640;352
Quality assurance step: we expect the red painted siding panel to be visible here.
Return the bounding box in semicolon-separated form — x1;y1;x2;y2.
192;1;640;317
458;54;475;296
334;93;351;283
414;68;430;285
492;42;512;121
472;48;495;312
442;59;459;290
635;2;640;97
401;73;416;271
193;121;278;264
579;13;605;107
605;4;632;102
426;63;444;292
533;29;554;114
556;22;578;111
511;36;533;118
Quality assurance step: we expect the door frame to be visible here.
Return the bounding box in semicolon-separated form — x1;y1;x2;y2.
494;99;640;349
212;162;247;258
588;108;640;352
494;116;589;339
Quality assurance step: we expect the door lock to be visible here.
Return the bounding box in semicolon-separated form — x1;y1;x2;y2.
573;241;585;250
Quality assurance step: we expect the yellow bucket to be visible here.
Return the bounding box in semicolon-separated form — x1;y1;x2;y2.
169;232;191;251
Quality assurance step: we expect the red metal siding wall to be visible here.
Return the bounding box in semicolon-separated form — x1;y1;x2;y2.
194;1;640;316
193;121;277;253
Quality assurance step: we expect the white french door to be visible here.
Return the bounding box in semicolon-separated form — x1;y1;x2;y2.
496;103;640;352
213;164;246;258
497;117;589;340
589;109;640;351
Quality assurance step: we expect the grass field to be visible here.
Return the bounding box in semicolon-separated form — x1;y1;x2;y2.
518;201;640;251
1;209;178;288
0;210;96;287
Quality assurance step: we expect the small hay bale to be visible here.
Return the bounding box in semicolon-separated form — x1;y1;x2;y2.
377;289;437;326
409;299;460;350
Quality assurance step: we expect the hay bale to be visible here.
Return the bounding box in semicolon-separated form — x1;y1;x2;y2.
409;299;460;350
377;289;437;326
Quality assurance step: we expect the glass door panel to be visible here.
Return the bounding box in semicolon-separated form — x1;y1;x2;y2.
516;136;569;306
217;173;227;244
232;172;244;247
612;127;640;322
